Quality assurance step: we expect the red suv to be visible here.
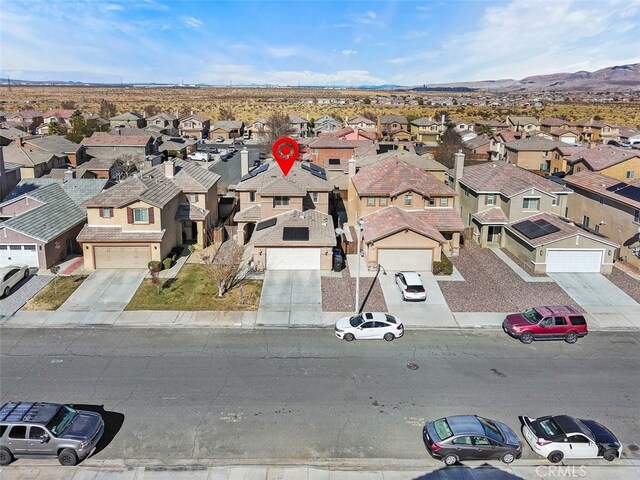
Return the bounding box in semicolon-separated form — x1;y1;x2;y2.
502;306;588;344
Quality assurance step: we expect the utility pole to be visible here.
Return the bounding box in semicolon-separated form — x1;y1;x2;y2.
354;218;364;313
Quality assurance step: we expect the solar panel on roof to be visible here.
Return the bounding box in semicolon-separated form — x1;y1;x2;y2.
250;163;268;177
301;163;311;172
256;217;277;231
605;182;627;192
310;169;327;181
513;218;560;239
309;163;325;174
606;182;640;202
283;227;309;241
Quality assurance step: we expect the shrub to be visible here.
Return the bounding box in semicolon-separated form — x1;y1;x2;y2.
171;252;178;262
432;254;453;276
162;257;173;270
148;260;162;271
171;246;183;257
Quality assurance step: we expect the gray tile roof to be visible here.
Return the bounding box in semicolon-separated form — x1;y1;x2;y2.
356;151;447;172
213;121;244;131
25;135;81;154
110;112;144;121
235;161;334;194
250;209;335;247
234;204;261;222
77;226;166;243
411;117;440;127
175;203;209;221
507;116;540;126
1;144;58;167
379;115;408;125
504;138;565;152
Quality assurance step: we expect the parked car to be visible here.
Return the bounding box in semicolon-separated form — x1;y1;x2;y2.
228;146;237;154
243;133;250;140
0;402;104;466
258;152;267;159
334;312;403;342
1;265;29;298
502;306;588;344
215;136;224;143
423;415;522;465
395;271;426;301
187;152;210;162
520;415;622;463
607;140;631;148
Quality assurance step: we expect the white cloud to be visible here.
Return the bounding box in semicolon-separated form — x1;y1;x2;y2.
265;46;299;58
357;11;377;23
103;3;124;11
341;50;357;55
182;16;203;29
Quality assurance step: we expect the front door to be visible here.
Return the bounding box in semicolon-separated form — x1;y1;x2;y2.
27;426;56;455
488;226;501;243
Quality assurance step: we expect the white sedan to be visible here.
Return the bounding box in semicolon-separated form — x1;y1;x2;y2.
334;312;404;342
520;415;622;463
1;265;30;298
395;271;426;301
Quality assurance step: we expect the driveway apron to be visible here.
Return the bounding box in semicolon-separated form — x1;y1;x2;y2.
257;270;322;327
549;273;640;329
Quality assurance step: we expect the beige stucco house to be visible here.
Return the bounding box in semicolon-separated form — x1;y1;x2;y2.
565;145;640;182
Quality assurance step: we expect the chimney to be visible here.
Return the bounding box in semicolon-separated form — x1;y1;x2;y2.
0;148;6;198
588;142;595;149
441;114;445;125
63;168;75;181
164;160;175;179
348;156;356;178
240;147;249;177
453;150;465;208
15;137;24;147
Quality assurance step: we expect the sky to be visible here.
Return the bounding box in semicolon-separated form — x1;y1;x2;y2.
1;0;640;86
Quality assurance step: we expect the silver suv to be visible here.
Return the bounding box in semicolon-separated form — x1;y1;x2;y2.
0;402;104;466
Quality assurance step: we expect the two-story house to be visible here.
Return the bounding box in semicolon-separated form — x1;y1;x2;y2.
6;110;44;134
313;115;343;136
474;119;508;133
377;115;409;140
37;109;76;135
179;114;210;139
210;120;244;140
447;154;617;273
146;113;179;131
288;115;310;138
1;137;67;179
109;112;146;129
81;132;156;161
506;116;540;133
303;137;374;171
504;138;566;172
233;161;335;270
564;171;639;269
77;160;220;269
348;157;463;271
410;117;446;143
572;118;620;143
540;117;573;133
565;145;640;181
346;116;376;132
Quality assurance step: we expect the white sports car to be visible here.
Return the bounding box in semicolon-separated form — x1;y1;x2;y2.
1;265;30;298
520;415;622;463
334;312;404;342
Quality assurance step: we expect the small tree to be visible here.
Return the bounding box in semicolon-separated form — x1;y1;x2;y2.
263;112;291;149
99;99;116;119
476;124;493;137
48;120;63;136
111;154;140;182
61;100;76;109
202;242;245;297
149;267;162;294
218;106;235;120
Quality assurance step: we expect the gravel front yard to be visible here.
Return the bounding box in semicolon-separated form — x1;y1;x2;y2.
0;273;53;316
440;242;579;312
322;263;387;312
608;267;640;303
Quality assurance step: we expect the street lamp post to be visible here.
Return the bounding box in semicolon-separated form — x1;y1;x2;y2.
355;218;364;313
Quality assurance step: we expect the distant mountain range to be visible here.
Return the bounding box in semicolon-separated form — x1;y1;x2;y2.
2;64;639;92
408;64;640;93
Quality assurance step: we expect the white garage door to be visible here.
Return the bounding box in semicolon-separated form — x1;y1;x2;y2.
94;246;151;269
0;244;39;267
266;248;320;270
546;249;603;273
378;249;433;272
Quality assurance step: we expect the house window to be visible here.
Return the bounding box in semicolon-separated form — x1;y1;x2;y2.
467;213;472;225
464;187;469;197
599;196;604;205
133;208;149;223
101;208;112;218
522;198;540;210
249;191;256;202
429;197;436;206
627;171;635;179
576;166;582;172
634;210;640;224
539;163;548;171
328;158;341;165
440;198;448;206
189;193;198;203
552;197;558;206
273;196;290;207
404;193;413;206
582;215;590;228
379;197;388;206
542;151;548;158
367;197;375;206
311;192;319;203
485;194;495;206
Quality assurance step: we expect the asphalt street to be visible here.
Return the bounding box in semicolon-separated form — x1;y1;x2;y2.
1;328;638;465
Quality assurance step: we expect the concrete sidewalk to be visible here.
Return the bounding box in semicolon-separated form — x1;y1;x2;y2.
1;459;639;480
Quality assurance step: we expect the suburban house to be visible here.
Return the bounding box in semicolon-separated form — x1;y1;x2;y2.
550;128;581;144
6;110;44;134
313;115;343;136
0;178;108;268
246;118;270;139
565;145;640;181
0;125;30;146
348;156;463;271
619;127;640;143
72;157;118;180
489;130;518;161
327;127;376;141
0;149;21;202
377;115;409;140
37;109;76;134
303;137;374;171
346;115;376;131
573;118;620;143
453;128;478;143
463;135;491;161
410;117;446;143
1;138;67;179
506;116;540;133
210;120;245;140
18;135;85;167
109;112;146;129
81;132;156;161
147;113;179;130
355;151;449;182
178;114;210;139
564;171;640;269
503;138;566;172
449;118;475;133
474;119;508;133
288;115;310;138
233;161;336;270
540;117;573;133
77;159;220;269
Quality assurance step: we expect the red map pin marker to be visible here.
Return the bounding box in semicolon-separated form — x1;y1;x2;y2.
272;137;299;176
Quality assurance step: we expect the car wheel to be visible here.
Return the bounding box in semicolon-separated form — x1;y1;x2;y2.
58;448;78;466
443;453;458;466
2;286;9;298
603;449;618;462
501;452;515;464
0;447;13;466
23;269;30;279
344;333;355;342
548;450;564;463
564;331;578;344
520;332;534;344
384;332;395;342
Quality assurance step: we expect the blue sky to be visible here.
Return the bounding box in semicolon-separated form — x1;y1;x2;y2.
1;0;639;86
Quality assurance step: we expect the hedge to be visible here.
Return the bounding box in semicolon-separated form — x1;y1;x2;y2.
432;254;453;276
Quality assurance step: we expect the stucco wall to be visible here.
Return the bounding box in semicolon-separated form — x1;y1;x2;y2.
367;230;442;264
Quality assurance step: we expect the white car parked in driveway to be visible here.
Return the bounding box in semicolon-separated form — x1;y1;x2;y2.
334;312;404;342
520;415;622;463
395;271;426;301
1;265;30;298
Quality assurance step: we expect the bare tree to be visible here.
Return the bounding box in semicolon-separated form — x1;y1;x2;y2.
60;100;76;109
111;154;141;182
434;129;464;168
144;105;158;118
262;112;291;148
201;242;245;297
99;99;116;118
360;110;377;121
218;106;236;121
149;267;162;294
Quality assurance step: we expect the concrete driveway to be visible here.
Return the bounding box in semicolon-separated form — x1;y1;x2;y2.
257;270;322;327
550;273;640;329
379;271;457;327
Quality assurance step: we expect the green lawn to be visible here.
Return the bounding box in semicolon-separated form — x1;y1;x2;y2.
21;275;87;311
126;264;262;311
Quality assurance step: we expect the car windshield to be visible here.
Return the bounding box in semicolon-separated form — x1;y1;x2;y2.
433;418;453;440
349;315;364;327
46;405;77;436
477;416;504;443
574;418;594;438
539;418;562;437
523;308;543;324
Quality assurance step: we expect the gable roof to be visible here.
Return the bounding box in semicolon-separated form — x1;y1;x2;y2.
25;135;81;154
347;115;375;125
464;134;490;150
563;170;640;210
180;113;210;123
353;157;455;198
147;113;177;122
1;144;59;167
453;161;571;196
472;206;509;224
43;109;75;119
110;112;144;121
212;120;244;131
250;209;335;247
305;137;373;149
235;161;333;194
378;115;408;125
507;116;540;126
565;145;639;171
361;206;447;244
411;117;440;127
355;150;447;172
81;131;151;147
504;138;565;152
540;117;570;127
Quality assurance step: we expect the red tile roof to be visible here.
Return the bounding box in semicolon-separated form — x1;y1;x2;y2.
361;206;447;244
563;171;640;210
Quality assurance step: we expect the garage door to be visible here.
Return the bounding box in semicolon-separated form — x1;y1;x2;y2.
94;246;150;269
378;249;433;272
266;248;320;270
0;244;39;267
546;249;603;273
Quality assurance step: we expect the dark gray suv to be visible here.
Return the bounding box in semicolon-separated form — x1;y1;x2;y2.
0;402;104;466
